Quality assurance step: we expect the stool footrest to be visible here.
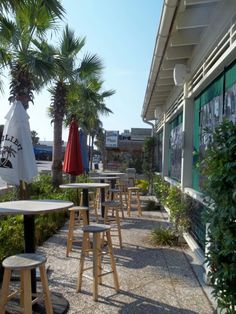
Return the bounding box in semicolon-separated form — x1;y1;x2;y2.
83;266;93;272
7;290;19;300
98;271;114;277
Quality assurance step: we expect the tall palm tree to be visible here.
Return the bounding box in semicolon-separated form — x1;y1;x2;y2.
0;0;65;110
0;0;65;17
65;78;114;168
95;127;106;162
48;25;103;187
0;0;64;198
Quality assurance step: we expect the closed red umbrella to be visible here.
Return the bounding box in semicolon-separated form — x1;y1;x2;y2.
63;119;84;175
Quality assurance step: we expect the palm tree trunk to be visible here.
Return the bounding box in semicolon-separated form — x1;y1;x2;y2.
88;134;91;170
52;116;63;187
90;135;94;170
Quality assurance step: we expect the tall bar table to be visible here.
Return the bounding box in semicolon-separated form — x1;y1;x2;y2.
0;199;73;313
60;183;109;218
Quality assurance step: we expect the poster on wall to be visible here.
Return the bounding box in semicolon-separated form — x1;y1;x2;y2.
199;95;223;160
157;132;163;172
169;121;183;181
199;94;223;188
225;83;236;123
105;131;119;148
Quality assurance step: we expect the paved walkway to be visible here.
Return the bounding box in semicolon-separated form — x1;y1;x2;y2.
37;209;215;314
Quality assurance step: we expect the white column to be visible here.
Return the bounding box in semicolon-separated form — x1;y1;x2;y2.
162;114;170;177
181;83;194;190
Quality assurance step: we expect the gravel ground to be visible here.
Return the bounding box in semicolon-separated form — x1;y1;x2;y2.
36;208;215;314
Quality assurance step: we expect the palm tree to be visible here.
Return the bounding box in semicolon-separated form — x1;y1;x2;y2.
65;78;114;169
0;0;64;198
0;0;64;109
94;127;106;162
0;0;65;17
48;25;103;187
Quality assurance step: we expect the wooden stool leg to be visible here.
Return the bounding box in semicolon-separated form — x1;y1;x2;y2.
80;211;88;226
80;192;83;206
106;230;119;291
93;233;99;301
97;233;102;285
21;269;32;314
120;192;125;219
0;268;11;313
20;270;24;309
77;232;87;292
115;208;123;248
137;191;142;216
104;206;109;224
81;210;91;255
39;264;53;314
66;210;75;257
127;191;131;217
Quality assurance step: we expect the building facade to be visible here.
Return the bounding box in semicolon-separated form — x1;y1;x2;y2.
142;0;236;260
104;128;152;171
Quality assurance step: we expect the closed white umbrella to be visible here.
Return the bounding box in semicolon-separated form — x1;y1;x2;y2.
0;101;38;185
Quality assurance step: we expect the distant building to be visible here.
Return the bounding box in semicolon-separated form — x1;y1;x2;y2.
104;128;152;171
34;141;67;161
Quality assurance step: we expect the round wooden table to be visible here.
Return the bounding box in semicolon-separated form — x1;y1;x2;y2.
0;199;73;313
60;183;110;218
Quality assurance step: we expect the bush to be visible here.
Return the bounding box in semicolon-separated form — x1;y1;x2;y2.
202;119;236;313
153;175;169;205
165;186;189;235
0;173;78;270
150;227;178;246
136;179;149;195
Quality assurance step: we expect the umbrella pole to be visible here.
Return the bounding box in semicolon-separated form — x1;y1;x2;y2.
69;174;76;183
19;180;29;200
20;180;37;293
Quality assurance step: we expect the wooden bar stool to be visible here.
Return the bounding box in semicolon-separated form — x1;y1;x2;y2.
0;253;53;314
109;188;125;219
127;187;142;217
77;224;119;301
80;191;99;221
66;206;91;257
102;200;123;248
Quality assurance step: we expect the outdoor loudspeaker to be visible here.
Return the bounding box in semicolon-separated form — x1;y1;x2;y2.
173;64;188;86
154;106;163;119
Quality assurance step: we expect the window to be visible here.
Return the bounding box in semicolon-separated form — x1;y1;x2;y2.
192;60;236;191
169;113;183;182
156;131;163;172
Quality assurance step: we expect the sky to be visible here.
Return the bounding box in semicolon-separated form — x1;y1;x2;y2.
0;0;163;142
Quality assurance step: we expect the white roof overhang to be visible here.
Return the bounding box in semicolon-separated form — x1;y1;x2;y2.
142;0;222;121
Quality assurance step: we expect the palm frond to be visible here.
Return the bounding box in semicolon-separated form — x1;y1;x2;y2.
16;50;55;90
40;0;65;20
100;89;116;98
78;53;104;79
60;25;85;58
0;15;17;47
0;0;24;13
0;47;12;66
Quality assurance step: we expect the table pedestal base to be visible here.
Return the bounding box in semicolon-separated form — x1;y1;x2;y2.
6;292;69;314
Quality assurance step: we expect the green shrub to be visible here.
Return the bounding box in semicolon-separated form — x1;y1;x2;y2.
0;216;24;260
165;186;189;235
150;227;178;246
153;175;169;205
35;212;67;245
202;119;236;313
0;173;78;268
136;179;149;195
